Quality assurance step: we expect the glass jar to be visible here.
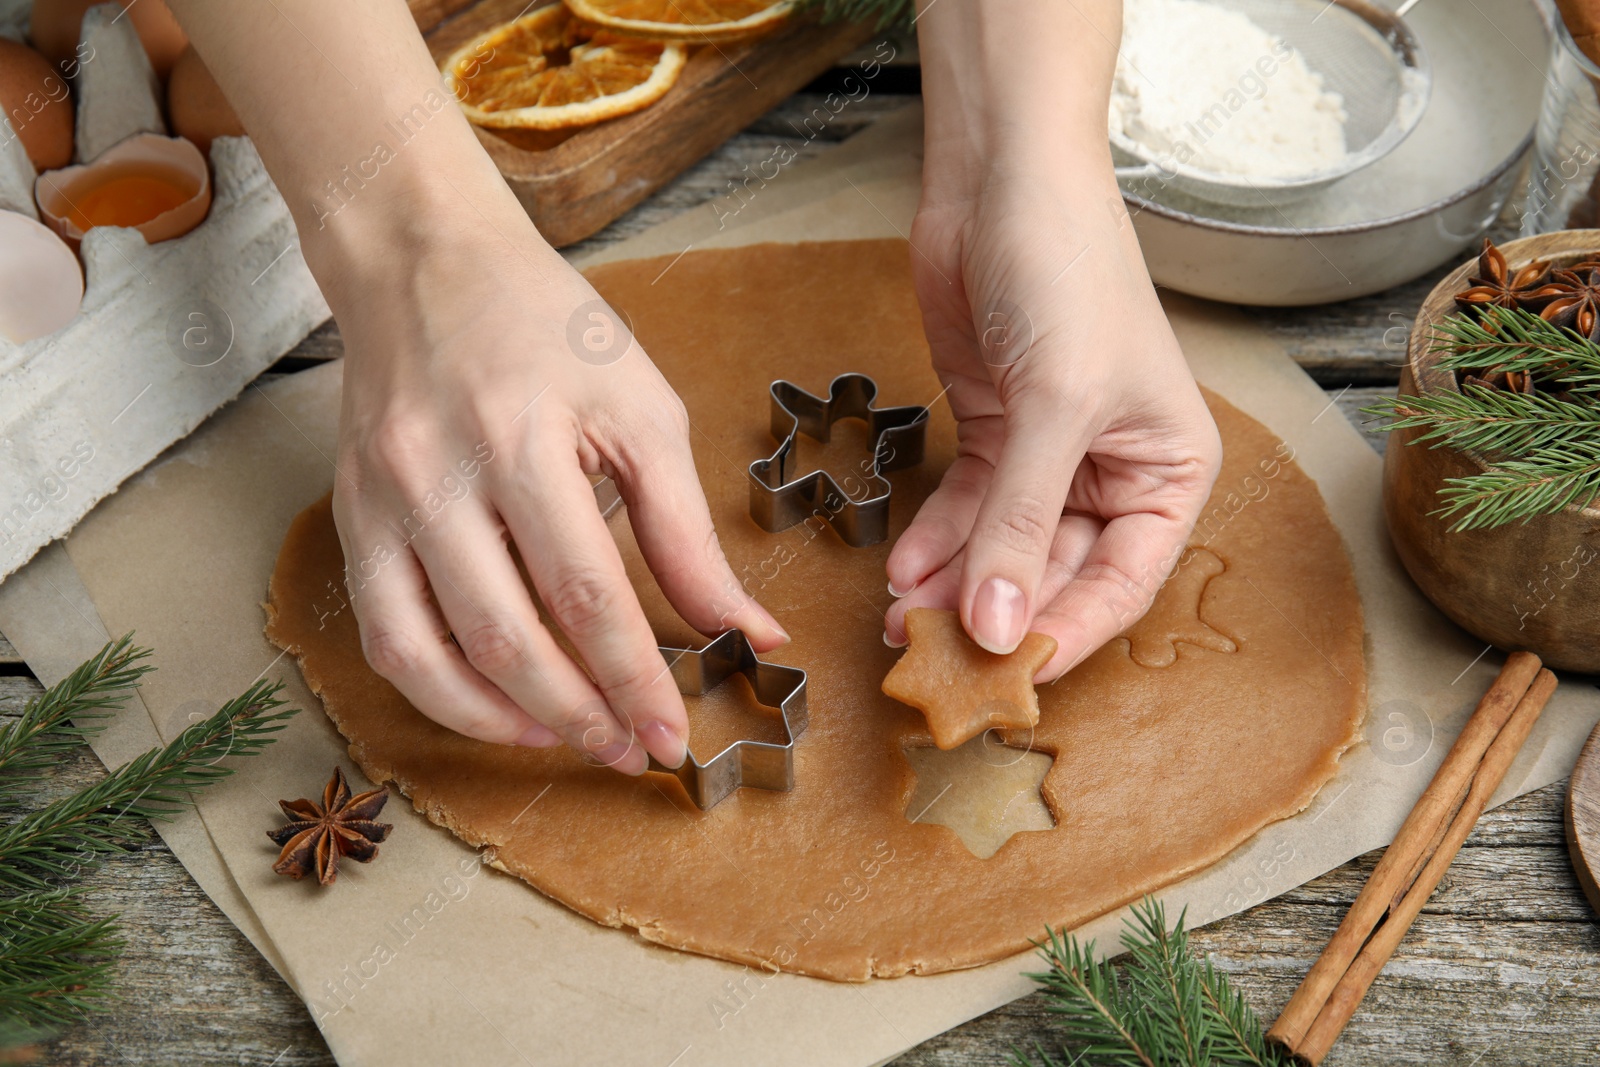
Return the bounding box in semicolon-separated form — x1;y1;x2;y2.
1522;14;1600;234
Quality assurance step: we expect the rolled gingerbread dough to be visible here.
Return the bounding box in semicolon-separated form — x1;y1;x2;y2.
265;239;1366;982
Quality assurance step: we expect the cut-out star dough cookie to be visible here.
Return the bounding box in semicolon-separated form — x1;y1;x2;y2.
882;608;1058;750
1123;546;1238;668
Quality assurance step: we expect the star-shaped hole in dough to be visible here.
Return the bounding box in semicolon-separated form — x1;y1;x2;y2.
903;736;1055;859
1122;546;1237;668
882;608;1057;750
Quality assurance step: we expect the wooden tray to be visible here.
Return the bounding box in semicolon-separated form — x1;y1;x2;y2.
1568;720;1600;917
417;0;878;247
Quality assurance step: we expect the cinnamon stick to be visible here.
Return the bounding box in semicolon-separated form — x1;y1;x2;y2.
1295;668;1558;1065
1266;651;1543;1051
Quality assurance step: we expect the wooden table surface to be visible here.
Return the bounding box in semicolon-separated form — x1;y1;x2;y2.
6;74;1599;1067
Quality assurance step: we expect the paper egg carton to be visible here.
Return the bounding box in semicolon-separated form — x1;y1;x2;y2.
0;3;328;582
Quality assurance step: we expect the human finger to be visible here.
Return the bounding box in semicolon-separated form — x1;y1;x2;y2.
617;420;789;650
887;511;1104;646
959;382;1098;654
498;453;691;771
332;501;562;749
1027;509;1195;682
886;453;991;598
412;505;650;774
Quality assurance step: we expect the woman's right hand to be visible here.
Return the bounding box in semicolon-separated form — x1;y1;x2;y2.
322;199;787;775
160;0;785;775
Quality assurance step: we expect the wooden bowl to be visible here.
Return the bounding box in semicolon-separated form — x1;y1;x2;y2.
1384;230;1600;673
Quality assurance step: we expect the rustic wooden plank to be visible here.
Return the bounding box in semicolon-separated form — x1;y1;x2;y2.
1239;222;1524;389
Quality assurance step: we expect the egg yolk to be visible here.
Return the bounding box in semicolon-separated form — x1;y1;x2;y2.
63;167;197;232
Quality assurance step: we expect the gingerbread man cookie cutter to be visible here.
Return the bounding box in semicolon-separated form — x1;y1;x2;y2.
747;373;929;548
646;629;809;810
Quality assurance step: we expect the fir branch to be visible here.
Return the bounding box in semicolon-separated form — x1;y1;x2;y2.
1362;386;1600;456
1429;306;1600;392
1018;899;1291;1067
1025;924;1156;1067
0;679;296;893
0;636;151;802
0;889;122;1028
1433;442;1600;531
1196;955;1278;1067
1365;304;1600;528
798;0;914;30
1120;901;1207;1066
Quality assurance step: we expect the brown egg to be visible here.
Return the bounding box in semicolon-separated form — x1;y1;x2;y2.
166;45;243;156
31;0;189;81
0;39;73;169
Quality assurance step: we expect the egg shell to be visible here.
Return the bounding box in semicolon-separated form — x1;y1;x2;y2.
0;40;74;170
35;131;210;245
166;45;243;157
30;0;189;80
0;208;84;342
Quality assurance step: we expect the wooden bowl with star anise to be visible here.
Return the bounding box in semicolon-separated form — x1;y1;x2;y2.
1383;230;1600;673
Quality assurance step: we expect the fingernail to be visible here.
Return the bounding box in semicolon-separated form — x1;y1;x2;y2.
887;579;912;598
744;599;789;644
597;741;646;775
638;720;687;769
883;630;907;649
515;723;561;748
971;577;1026;654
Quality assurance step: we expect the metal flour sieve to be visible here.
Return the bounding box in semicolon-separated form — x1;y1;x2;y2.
1111;0;1432;207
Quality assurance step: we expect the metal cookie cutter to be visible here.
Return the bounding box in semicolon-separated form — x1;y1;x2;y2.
645;629;808;810
747;373;929;548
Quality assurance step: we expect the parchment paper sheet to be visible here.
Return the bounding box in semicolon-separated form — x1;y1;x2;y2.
1;104;1596;1067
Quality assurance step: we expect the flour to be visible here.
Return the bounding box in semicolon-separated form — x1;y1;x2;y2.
1110;0;1348;180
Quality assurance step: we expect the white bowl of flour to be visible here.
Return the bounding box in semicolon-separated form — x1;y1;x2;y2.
1109;0;1429;206
1117;0;1547;305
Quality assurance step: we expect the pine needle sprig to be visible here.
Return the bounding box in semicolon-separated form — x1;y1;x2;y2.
1015;898;1291;1067
1024;923;1155;1067
0;636;152;802
1121;903;1207;1066
1429;306;1600;392
0;638;298;1041
0;678;296;893
0;889;122;1028
1366;385;1600;455
1366;303;1600;529
1433;441;1600;531
1195;956;1279;1067
799;0;914;29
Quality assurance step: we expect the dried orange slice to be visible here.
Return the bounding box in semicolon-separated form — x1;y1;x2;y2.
560;0;793;41
441;5;686;129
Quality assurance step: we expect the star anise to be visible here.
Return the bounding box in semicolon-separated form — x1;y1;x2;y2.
268;767;391;886
1539;266;1600;340
1453;239;1561;313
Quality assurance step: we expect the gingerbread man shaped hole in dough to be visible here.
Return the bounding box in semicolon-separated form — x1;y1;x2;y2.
1120;546;1239;669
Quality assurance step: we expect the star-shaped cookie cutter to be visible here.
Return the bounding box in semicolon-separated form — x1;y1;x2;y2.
646;629;808;810
748;373;929;548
